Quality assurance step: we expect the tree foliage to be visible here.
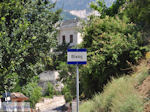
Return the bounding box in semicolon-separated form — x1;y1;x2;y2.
0;0;61;93
44;82;55;98
22;81;42;108
56;0;149;99
124;0;150;27
90;0;126;18
91;0;150;27
78;0;150;98
80;15;145;98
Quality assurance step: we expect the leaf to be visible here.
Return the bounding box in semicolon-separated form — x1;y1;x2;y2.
32;36;37;40
1;17;5;21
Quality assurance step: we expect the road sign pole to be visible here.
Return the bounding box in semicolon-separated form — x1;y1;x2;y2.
67;49;87;112
76;64;79;112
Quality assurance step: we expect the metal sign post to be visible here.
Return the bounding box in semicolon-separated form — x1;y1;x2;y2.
67;49;87;112
76;64;79;112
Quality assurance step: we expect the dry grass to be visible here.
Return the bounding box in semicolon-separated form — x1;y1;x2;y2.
80;60;150;112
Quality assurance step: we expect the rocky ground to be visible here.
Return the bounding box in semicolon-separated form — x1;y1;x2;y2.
137;60;150;112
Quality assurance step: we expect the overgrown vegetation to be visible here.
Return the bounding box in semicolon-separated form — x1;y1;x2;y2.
57;0;150;107
22;82;42;108
0;0;61;107
44;82;55;98
0;0;149;110
80;15;145;98
80;61;150;112
62;84;74;103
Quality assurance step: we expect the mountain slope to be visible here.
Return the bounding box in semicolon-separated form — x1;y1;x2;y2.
80;60;150;112
52;0;115;20
53;0;115;11
54;0;94;10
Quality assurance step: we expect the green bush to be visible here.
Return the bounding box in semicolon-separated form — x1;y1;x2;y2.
62;85;73;102
44;82;55;98
64;92;73;103
22;82;42;108
80;15;145;98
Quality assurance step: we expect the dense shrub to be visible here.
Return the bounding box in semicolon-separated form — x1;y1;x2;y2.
80;15;145;98
44;82;55;98
62;85;73;103
64;92;73;103
22;82;42;108
124;0;150;27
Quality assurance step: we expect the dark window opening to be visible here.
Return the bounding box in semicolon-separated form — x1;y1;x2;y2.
70;35;73;43
62;35;65;43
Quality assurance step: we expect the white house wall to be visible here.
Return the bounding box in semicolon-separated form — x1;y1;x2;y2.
77;32;83;44
58;27;78;46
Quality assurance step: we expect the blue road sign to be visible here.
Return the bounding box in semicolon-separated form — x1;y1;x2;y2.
67;49;87;64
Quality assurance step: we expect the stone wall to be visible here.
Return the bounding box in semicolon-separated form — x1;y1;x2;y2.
38;71;63;94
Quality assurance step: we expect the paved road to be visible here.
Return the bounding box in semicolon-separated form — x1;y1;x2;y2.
42;105;65;112
40;96;66;112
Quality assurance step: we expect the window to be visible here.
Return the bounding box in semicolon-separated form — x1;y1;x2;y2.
70;35;73;43
62;35;65;43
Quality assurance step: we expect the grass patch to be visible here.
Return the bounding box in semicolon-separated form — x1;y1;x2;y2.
80;100;95;112
80;60;150;112
80;75;146;112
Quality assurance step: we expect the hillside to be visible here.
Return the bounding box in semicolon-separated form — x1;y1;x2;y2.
55;0;94;11
80;59;150;112
61;11;78;20
54;0;115;10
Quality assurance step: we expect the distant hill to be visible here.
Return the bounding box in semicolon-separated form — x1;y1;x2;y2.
55;0;94;11
51;0;115;19
61;11;78;20
54;0;115;11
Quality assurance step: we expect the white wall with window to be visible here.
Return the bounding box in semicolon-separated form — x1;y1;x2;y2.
57;19;83;46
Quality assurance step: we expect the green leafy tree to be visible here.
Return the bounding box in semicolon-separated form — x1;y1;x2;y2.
0;0;61;93
80;16;145;98
124;0;150;27
90;0;126;18
91;0;150;28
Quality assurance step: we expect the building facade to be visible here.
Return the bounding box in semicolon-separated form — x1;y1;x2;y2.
57;19;83;46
